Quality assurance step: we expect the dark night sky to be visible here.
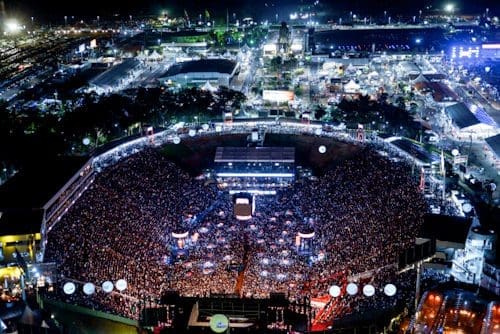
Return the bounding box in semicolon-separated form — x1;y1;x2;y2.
3;0;498;23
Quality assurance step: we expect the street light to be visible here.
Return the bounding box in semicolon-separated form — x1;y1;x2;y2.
444;3;454;13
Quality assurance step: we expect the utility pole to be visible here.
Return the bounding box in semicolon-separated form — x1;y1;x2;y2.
415;261;422;310
441;149;446;203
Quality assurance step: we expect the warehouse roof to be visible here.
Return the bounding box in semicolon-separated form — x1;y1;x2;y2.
445;102;480;129
162;59;237;77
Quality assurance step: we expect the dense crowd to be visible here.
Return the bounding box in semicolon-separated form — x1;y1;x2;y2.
44;146;427;322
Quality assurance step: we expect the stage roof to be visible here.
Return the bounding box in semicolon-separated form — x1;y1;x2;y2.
214;147;295;163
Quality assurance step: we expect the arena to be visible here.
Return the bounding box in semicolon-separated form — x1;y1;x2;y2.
42;131;428;331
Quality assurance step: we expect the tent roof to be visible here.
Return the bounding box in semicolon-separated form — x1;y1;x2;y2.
445;102;480;129
412;73;429;84
344;80;360;89
201;81;217;92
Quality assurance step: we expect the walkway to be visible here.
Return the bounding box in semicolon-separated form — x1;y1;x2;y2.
234;230;250;296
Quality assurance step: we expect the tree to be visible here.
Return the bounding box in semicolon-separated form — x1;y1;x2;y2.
314;105;327;120
270;56;283;72
396;96;406;110
294;86;303;97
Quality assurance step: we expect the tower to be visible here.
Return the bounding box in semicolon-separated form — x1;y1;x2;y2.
356;124;365;142
277;21;290;54
419;167;425;192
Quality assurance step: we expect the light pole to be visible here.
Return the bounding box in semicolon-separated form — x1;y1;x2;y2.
444;4;455;19
64;15;68;26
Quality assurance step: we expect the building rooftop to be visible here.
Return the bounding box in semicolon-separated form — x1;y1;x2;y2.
414;81;459;102
485;134;500;159
399;61;421;74
445;102;480;129
162;59;237;77
90;58;139;88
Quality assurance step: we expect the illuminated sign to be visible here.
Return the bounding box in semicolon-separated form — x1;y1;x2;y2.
262;90;295;102
298;232;315;238
482;44;500;49
451;46;479;59
453;155;468;164
172;232;189;238
263;44;277;53
90;39;97;48
209;314;229;333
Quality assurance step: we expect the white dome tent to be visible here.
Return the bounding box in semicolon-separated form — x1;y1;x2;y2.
344;80;361;94
201;81;217;93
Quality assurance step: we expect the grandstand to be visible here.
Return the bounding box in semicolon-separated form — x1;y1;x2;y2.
35;121;442;332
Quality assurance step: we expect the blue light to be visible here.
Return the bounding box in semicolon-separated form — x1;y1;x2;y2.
415;38;422;44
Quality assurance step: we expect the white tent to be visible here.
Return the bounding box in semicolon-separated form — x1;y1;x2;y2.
412;73;429;84
345;63;356;73
367;71;379;79
344;80;360;93
148;50;163;61
201;81;217;92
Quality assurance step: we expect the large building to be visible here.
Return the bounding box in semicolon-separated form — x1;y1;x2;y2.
88;58;140;94
444;102;496;139
159;58;239;86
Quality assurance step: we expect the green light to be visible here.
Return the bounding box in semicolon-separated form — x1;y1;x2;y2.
209;314;229;333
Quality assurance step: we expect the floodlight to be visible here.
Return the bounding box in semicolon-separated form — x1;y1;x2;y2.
5;19;22;33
